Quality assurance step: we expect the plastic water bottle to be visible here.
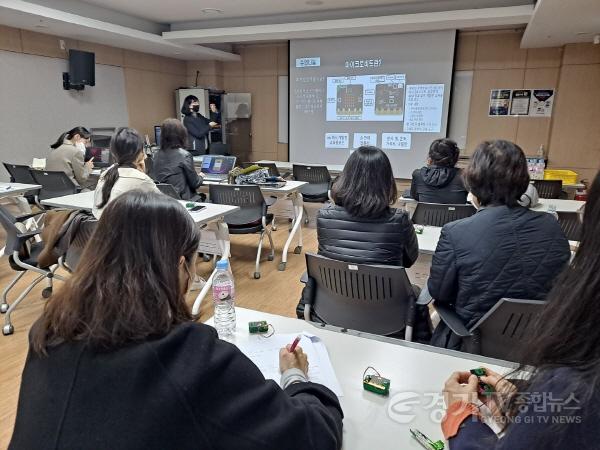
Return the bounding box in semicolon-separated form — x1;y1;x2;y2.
212;260;236;338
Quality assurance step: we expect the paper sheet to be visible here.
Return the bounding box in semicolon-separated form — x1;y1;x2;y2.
236;332;344;397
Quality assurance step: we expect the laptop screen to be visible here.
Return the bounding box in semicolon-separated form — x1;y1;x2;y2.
201;155;236;175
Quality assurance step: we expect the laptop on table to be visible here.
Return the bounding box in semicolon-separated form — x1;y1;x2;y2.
201;155;237;182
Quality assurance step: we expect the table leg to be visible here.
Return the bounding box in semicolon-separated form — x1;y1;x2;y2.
279;192;304;271
192;219;230;317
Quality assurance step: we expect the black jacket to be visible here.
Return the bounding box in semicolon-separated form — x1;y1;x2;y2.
183;113;211;156
317;204;419;267
150;148;203;200
10;322;343;450
449;367;599;449
410;166;468;204
428;205;570;349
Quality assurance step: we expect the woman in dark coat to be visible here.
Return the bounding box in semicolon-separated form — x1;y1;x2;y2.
428;140;570;349
181;95;217;156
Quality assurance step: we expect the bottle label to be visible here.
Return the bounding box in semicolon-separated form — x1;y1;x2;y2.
213;282;233;303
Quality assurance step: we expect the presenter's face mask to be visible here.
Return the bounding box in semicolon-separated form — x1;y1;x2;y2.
192;105;200;113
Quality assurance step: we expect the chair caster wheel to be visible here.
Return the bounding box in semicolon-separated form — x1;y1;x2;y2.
267;254;274;261
253;272;261;279
202;254;212;262
272;226;277;231
304;218;309;225
278;262;286;271
288;218;293;223
42;287;52;299
3;324;14;336
0;304;8;314
294;246;302;254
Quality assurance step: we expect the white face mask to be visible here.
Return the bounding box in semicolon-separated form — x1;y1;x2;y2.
75;142;86;153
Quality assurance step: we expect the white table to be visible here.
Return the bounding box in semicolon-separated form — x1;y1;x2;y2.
532;198;585;213
206;307;515;450
416;226;442;255
40;191;240;316
200;180;308;271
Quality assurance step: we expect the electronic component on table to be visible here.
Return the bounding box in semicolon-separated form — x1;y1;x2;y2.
410;428;445;450
248;321;270;334
470;368;494;396
362;366;390;396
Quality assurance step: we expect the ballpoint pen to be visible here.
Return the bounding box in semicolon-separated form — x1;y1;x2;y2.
410;428;445;450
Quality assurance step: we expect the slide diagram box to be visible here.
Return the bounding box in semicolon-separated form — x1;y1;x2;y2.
326;74;405;122
403;84;445;133
381;133;411;150
325;133;349;149
353;133;377;148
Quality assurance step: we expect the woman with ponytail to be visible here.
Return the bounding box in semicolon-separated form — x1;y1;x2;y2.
92;127;159;218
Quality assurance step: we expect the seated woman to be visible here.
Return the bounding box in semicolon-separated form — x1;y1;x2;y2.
47;126;94;188
151;118;204;201
410;139;468;204
9;191;343;450
428;140;570;349
441;170;600;449
93;127;159;218
318;145;418;267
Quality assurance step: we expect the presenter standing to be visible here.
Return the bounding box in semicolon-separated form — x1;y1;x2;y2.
181;95;217;156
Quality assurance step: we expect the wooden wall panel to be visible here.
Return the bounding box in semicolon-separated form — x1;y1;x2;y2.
455;33;477;71
0;25;22;52
244;75;279;160
20;30;77;59
547;64;600;172
474;32;527;70
77;40;124;67
277;44;288;76
124;68;186;138
526;47;562;68
243;45;278;77
465;68;525;152
562;43;600;65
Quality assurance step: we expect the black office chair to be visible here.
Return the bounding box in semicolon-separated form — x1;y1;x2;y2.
557;211;583;241
0;205;66;335
435;298;544;362
209;184;275;279
532;179;563;199
293;164;332;225
156;183;181;200
301;253;417;340
412;202;476;227
62;218;98;272
29;169;79;203
2;163;41;205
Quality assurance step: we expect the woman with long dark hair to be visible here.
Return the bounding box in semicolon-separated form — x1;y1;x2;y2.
47;126;94;187
441;170;600;449
92;127;158;218
9;191;343;450
428;140;570;349
181;95;217;156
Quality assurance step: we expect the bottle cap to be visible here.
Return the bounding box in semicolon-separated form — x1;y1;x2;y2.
216;259;229;270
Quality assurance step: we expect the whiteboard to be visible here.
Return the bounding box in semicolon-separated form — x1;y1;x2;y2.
0;50;129;180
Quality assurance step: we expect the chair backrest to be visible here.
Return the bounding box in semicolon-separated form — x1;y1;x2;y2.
29;170;78;200
412;202;476;227
557;211;583;241
156;183;181;199
0;205;23;254
293;164;331;184
3;163;37;185
209;184;265;226
209;142;230;155
242;162;280;177
532;179;562;199
469;298;545;361
305;253;416;336
65;218;98;271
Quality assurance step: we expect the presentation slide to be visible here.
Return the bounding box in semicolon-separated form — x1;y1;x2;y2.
289;31;456;178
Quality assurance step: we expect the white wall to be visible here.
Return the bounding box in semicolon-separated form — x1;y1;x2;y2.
0;50;129;180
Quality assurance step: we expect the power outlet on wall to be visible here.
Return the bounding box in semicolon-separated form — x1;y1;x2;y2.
59;39;66;50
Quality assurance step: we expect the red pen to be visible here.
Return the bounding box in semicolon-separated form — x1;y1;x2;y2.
288;334;302;353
